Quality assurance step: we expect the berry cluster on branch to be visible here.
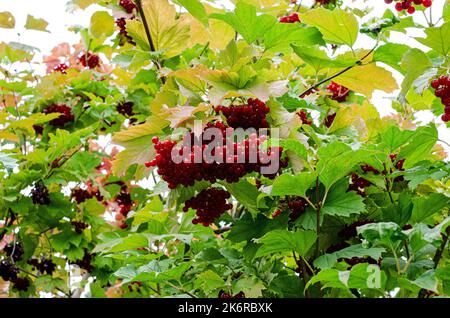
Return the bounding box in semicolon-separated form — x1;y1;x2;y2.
431;75;450;122
385;0;432;14
116;18;136;46
79;52;100;69
31;182;51;205
145;123;287;189
28;258;56;275
182;188;232;226
53;63;69;74
214;98;270;129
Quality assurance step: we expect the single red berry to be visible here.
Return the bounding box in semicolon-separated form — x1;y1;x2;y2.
441;113;450;122
422;0;432;7
395;2;404;10
407;6;415;14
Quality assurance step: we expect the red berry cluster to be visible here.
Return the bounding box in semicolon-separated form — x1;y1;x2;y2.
273;196;308;221
0;260;19;281
218;290;245;298
73;249;95;272
31;182;51;205
385;0;432;14
338;219;374;240
287;197;308;221
71;186;103;204
348;173;371;196
127;281;143;293
146;124;287;189
214;98;270;129
79;52;100;69
324;113;336;128
0;260;30;291
182;188;232;226
71;221;89;234
43;104;74;127
53;63;69;74
297;110;312;125
116;18;136;45
279;12;300;23
327;81;350;102
113;186;135;229
119;0;136;14
3;242;24;262
116;101;135;117
431;75;450;122
27;258;56;275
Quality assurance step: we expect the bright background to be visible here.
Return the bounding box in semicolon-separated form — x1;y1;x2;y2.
0;0;449;155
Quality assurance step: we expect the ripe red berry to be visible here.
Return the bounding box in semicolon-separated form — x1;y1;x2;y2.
79;52;100;69
327;82;350;102
441;113;450;122
395;2;404;11
215;98;270;129
53;63;69;74
385;0;394;3
407;6;415;14
422;0;432;7
119;0;137;14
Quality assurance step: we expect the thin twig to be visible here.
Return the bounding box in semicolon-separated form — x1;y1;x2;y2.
298;45;377;98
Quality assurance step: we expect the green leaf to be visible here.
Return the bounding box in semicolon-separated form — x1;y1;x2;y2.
400;49;432;96
317;142;369;189
264;25;324;53
357;222;407;247
278;139;307;160
415;22;450;57
306;269;348;290
398;124;438;168
255;229;317;258
348;264;385;289
411;193;450;224
227;213;288;243
0;12;15;29
194;270;225;292
270;171;317;197
314;244;385;269
223;179;259;217
301;8;359;47
291;45;356;72
373;43;410;74
233;277;265;298
89;11;114;38
321;181;366;217
177;0;208;26
209;2;276;44
24;15;49;32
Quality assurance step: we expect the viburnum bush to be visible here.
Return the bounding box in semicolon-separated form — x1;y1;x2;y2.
0;0;449;299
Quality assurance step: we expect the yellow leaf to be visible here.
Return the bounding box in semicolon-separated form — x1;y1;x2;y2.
333;62;398;99
0;12;15;29
165;103;211;128
25;15;49;32
0;130;20;142
128;0;190;58
89;11;114;38
112;114;170;176
150;90;178;113
301;8;359;47
330;101;384;141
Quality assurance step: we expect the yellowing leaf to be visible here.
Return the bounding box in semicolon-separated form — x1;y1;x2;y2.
333;63;398;98
112;115;170;176
25;15;49;32
301;8;359;47
89;11;114;38
0;12;15;29
187;14;235;50
165;103;211;128
128;0;190;58
330;101;383;140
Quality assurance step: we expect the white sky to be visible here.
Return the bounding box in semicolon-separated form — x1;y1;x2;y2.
0;0;449;155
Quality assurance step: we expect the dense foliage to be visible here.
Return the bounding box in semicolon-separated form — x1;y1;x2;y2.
0;0;449;298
